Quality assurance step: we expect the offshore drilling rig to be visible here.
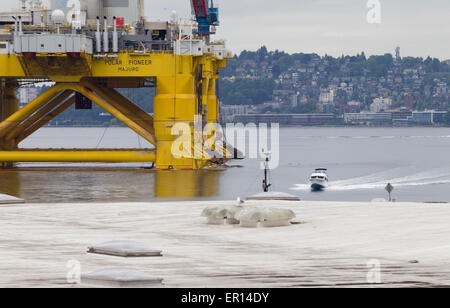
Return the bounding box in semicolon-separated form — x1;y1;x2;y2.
0;0;235;170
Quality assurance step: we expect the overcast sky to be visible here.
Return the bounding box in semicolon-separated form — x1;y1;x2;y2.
5;0;450;59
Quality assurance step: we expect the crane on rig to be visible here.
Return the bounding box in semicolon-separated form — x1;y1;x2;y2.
190;0;219;38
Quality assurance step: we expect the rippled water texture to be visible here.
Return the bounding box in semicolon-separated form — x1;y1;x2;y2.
0;126;449;203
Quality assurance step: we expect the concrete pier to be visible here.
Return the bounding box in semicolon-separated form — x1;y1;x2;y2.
1;200;450;287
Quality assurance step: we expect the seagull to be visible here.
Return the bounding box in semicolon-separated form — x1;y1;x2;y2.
237;197;245;205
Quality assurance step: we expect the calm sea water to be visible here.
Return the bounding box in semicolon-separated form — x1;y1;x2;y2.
1;126;450;203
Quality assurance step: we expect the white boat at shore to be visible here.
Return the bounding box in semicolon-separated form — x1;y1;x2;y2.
309;168;329;191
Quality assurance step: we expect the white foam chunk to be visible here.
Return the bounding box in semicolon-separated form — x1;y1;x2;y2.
202;205;243;225
236;207;296;228
246;191;300;201
87;241;162;257
82;268;163;288
0;193;24;204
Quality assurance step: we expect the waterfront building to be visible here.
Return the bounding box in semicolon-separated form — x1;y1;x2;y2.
220;104;252;122
233;114;336;125
344;113;392;125
409;110;447;125
384;108;413;120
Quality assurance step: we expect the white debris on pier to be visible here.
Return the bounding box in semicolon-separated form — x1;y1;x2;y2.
201;205;243;225
202;204;296;227
0;193;24;204
88;241;162;258
82;268;163;288
236;207;296;228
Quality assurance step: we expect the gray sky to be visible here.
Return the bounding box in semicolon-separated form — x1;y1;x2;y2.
5;0;450;59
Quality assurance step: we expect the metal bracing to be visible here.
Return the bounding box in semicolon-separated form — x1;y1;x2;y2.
81;81;156;140
101;87;156;132
61;83;157;146
5;90;74;143
0;83;65;140
17;96;76;143
0;81;160;165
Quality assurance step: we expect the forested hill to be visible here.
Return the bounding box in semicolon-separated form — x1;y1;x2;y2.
219;46;450;112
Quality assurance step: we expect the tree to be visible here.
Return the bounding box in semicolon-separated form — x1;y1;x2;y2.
365;54;394;77
220;79;275;106
256;46;268;62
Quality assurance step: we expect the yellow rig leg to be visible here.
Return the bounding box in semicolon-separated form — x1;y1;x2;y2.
154;55;203;170
5;90;73;143
206;78;219;124
0;80;19;123
0;83;65;140
0;80;20;168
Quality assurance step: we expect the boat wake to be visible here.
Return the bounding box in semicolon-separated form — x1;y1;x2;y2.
291;169;450;191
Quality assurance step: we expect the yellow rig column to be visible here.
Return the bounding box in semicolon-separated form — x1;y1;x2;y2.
154;55;200;170
202;58;220;124
206;79;219;123
0;79;19;168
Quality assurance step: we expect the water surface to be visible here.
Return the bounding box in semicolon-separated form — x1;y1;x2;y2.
0;126;449;203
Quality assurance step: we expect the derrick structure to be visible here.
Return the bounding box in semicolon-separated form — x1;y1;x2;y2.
0;0;234;169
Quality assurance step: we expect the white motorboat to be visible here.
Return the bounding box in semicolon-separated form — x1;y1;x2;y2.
309;168;329;191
